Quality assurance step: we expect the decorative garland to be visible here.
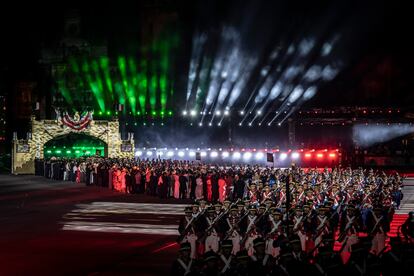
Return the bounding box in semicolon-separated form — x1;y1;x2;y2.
61;111;93;131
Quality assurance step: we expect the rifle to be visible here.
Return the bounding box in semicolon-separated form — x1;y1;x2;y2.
221;200;244;240
293;215;304;232
240;216;257;246
266;217;283;239
239;206;271;245
177;209;205;242
223;216;241;240
337;215;356;242
313;204;342;241
368;212;384;236
197;207;231;242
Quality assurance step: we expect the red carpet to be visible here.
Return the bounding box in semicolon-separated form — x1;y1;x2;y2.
332;213;408;252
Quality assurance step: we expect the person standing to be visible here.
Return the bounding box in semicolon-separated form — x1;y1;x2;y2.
195;173;203;200
233;175;245;200
189;170;197;200
174;170;180;199
179;171;188;199
211;172;219;202
171;242;194;276
206;174;212;202
218;174;227;203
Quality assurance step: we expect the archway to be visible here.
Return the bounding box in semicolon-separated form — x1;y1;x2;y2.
12;116;134;174
44;133;107;158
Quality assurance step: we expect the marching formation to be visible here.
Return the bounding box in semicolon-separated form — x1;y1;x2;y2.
173;167;414;275
34;158;414;275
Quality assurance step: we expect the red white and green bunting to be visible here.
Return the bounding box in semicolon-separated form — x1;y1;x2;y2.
61;111;93;131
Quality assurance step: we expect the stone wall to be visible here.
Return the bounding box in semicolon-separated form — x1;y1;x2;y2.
12;116;134;174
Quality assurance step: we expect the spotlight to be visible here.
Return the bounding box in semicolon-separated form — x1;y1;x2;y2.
329;153;336;158
258;123;261;126
211;151;218;158
217;123;221;126
224;110;229;116
305;153;312;158
255;152;264;160
135;151;143;157
278;123;281;126
216;110;221;116
222;151;229;158
291;152;300;159
248;122;252;126
178;151;185;157
280;153;287;160
182;110;188;116
146;151;153;156
200;151;207;157
239;122;242;126
257;110;262;115
189;151;196;157
316;153;324;159
199;122;203;126
240;110;245;115
233;152;241;159
167;151;174;157
268;123;271;126
190;110;196;116
208;122;212;126
243;152;252;160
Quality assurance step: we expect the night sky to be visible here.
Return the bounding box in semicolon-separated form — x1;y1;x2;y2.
0;0;411;109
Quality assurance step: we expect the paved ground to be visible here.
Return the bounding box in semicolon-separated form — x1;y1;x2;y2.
0;175;413;276
0;175;187;276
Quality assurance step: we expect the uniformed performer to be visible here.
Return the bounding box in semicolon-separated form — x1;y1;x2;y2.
265;207;284;258
218;239;235;275
171;242;194;276
240;205;259;256
225;205;242;255
292;206;306;251
338;203;362;262
178;206;199;259
248;237;274;275
367;205;390;255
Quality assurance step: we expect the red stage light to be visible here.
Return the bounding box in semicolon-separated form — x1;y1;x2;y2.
311;149;315;152
329;153;336;158
324;149;328;152
316;153;323;158
305;153;312;158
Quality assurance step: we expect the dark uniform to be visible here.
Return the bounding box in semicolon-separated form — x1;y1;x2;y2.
171;242;195;276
